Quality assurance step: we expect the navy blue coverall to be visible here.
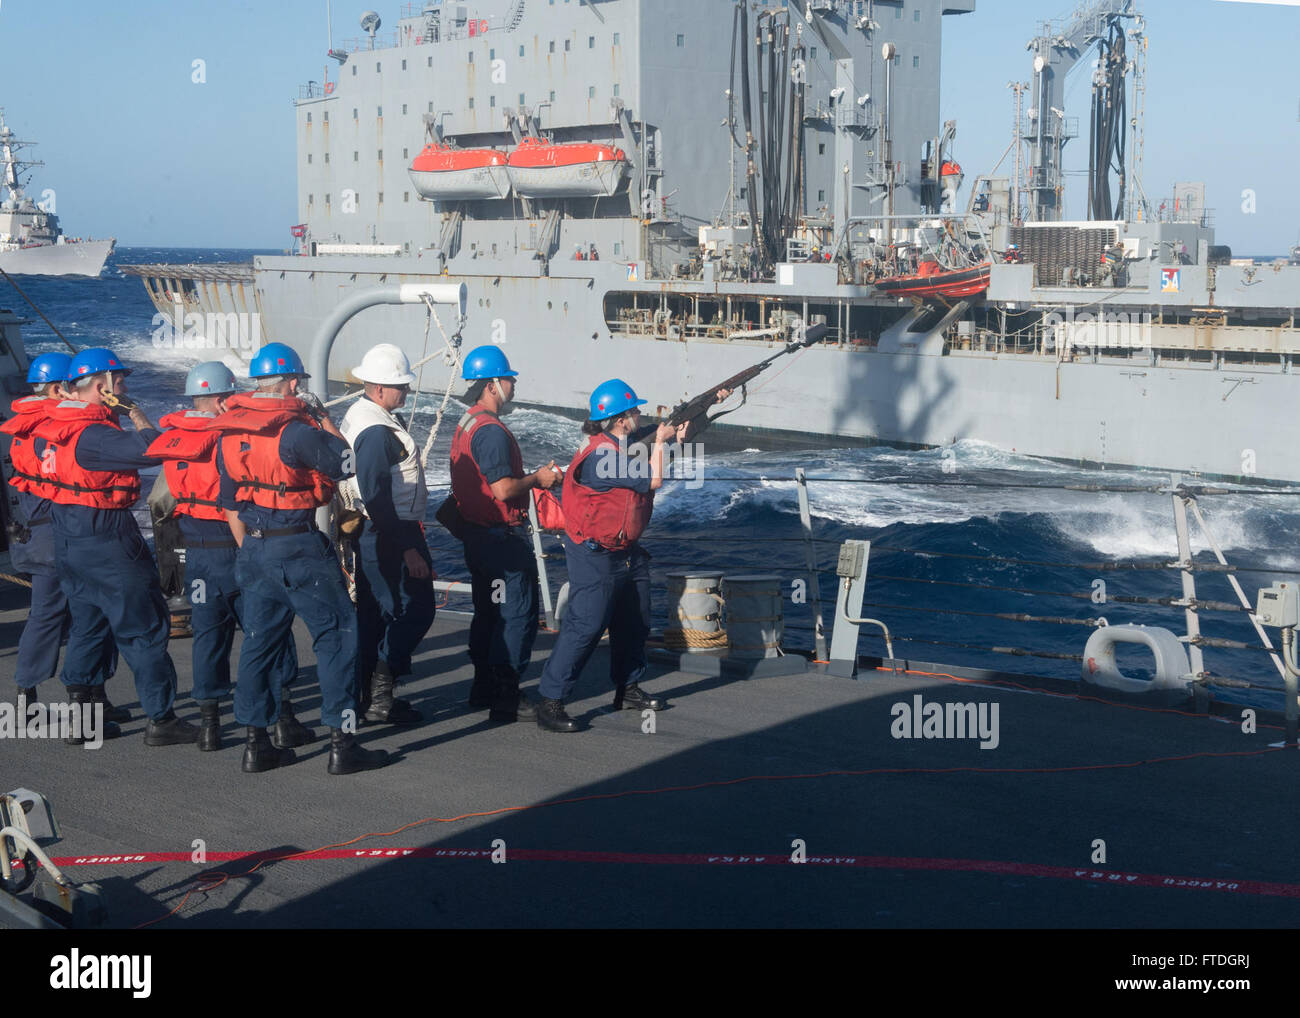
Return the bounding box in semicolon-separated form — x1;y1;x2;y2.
537;425;656;702
461;424;539;677
217;420;357;730
38;423;179;721
351;423;435;680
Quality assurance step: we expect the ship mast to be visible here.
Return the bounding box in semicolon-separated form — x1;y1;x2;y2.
0;110;42;207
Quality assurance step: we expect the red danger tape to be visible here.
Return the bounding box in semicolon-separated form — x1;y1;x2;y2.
28;847;1300;899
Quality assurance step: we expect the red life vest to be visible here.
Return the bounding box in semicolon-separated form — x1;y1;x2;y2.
1;396;60;499
449;404;528;527
562;431;654;551
147;411;225;522
210;393;335;510
30;401;143;509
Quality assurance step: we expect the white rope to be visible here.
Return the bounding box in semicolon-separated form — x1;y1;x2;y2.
415;297;466;469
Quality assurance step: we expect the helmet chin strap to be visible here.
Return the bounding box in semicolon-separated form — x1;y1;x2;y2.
493;379;510;405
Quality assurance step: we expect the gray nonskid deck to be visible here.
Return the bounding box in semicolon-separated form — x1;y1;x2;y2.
1;608;1296;928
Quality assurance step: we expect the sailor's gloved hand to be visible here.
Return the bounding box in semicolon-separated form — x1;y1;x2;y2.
298;391;328;422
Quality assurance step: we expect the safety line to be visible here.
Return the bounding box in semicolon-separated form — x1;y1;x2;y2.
30;845;1300;901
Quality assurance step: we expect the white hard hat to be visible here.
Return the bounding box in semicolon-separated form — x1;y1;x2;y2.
354;343;417;386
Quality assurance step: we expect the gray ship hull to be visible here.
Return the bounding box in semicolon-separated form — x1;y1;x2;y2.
0;238;114;277
248;255;1295;484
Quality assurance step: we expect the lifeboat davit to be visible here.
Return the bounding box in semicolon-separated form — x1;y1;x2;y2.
408;143;511;201
505;138;628;199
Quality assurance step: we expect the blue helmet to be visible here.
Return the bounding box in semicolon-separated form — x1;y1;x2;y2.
249;343;308;380
588;379;647;422
67;348;132;383
185;361;238;397
462;345;518;381
26;352;72;385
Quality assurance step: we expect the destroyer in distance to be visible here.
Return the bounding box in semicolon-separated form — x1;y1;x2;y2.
124;0;1300;482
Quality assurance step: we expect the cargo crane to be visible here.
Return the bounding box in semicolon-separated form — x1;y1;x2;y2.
1023;0;1144;223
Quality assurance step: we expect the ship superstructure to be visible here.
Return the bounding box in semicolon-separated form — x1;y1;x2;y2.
0;111;114;277
123;0;1300;483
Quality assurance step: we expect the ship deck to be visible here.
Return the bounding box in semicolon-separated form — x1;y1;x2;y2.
2;584;1296;930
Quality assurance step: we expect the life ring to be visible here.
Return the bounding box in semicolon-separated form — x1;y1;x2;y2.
324;82;335;95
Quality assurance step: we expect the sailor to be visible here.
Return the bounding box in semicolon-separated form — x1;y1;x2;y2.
147;362;310;753
447;346;560;722
573;245;587;261
0;352;120;718
339;344;433;726
534;379;732;733
212;343;387;775
33;348;195;746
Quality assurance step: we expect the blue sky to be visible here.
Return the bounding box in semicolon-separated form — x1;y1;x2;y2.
3;0;1295;253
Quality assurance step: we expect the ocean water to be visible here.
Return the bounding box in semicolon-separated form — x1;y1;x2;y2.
9;246;1300;710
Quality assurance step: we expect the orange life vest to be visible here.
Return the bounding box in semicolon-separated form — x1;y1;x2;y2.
147;410;225;522
1;396;60;499
30;401;142;509
211;393;335;510
449;404;528;527
561;431;653;551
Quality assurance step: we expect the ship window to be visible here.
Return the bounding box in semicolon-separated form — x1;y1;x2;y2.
565;39;571;51
402;59;407;70
490;96;496;107
818;190;825;202
378;149;383;161
376;62;381;73
613;84;620;97
354;151;359;162
588;86;595;98
469;97;475;109
490;49;495;60
353;108;358;119
614;33;620;45
325;153;331;163
912;55;919;69
428;102;434;112
306;112;312;123
818;143;825;155
308;154;313;164
402;104;408;115
309;194;314;204
378;192;384;204
740;187;747;199
427;57;432;67
519;45;525;57
326;193;331;204
403;148;409;159
404;192;410;202
549;90;556;102
811;46;817;59
895;6;902;18
549;41;555;53
914;8;921;20
676;34;684;47
614;243;621;255
519;93;526;105
589;36;595;48
352;66;357;76
377;106;383;117
469;52;474;63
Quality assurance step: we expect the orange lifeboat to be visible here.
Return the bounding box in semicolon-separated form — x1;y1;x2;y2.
505;138;629;198
408;143;511;201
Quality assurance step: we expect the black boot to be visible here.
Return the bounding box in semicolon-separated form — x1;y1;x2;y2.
614;683;666;712
198;700;222;752
90;686;130;725
14;687;35;709
64;685;121;746
467;666;494;710
272;695;317;749
144;710;199;747
364;665;422;726
242;726;294;773
488;665;534;724
536;698;578;733
327;729;390;775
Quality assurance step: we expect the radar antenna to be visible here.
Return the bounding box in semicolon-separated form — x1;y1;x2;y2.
360;10;382;49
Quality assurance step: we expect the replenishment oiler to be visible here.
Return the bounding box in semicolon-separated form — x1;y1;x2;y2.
123;0;1300;483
